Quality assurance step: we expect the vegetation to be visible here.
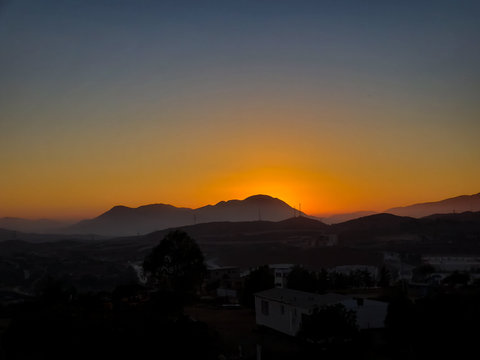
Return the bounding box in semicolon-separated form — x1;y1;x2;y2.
299;303;358;343
241;265;274;307
286;266;378;293
2;231;219;359
287;266;319;293
2;288;218;360
142;230;206;297
377;265;392;287
385;291;480;358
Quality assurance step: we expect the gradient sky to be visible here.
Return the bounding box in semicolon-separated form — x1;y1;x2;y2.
1;0;479;219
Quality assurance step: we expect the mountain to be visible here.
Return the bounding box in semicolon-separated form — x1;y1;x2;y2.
66;195;308;236
321;211;378;224
331;210;480;249
0;228;106;242
6;192;479;236
331;213;418;233
0;217;73;234
321;192;480;223
386;193;480;218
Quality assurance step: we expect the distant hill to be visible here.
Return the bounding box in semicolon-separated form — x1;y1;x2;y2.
66;195;309;236
0;228;105;242
321;211;378;224
321;192;480;223
386;193;480;218
0;217;73;234
330;211;480;249
331;213;418;233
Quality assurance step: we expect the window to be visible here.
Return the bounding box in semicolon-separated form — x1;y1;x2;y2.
261;300;269;316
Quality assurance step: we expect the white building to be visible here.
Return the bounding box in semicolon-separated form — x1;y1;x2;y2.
254;288;388;337
331;265;379;280
422;256;480;272
269;264;294;288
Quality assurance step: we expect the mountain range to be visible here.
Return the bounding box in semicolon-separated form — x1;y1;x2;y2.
1;192;479;236
64;195;306;236
385;193;480;218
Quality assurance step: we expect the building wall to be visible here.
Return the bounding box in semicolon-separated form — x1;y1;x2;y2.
254;297;307;336
422;256;480;272
269;264;294;288
255;292;388;337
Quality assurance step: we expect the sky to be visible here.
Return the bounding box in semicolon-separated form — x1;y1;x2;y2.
1;0;479;220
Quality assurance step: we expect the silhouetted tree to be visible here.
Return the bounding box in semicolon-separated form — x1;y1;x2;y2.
330;272;349;289
287;266;318;292
142;230;206;296
35;275;76;304
442;271;470;286
412;264;435;282
241;265;274;307
360;269;374;287
377;265;391;287
317;268;329;293
299;303;358;342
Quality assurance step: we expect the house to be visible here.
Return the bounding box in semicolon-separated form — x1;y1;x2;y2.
330;265;379;281
206;266;242;290
254;288;388;336
422;255;480;272
269;264;294;288
240;264;294;288
205;266;242;303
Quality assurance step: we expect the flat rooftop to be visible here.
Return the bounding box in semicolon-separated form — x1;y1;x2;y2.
254;288;349;310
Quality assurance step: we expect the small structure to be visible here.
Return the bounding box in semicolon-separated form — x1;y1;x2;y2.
331;265;379;280
269;264;294;288
205;266;242;303
422;255;480;273
254;288;388;336
383;252;415;282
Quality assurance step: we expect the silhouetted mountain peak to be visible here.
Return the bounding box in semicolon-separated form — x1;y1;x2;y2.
107;205;131;212
244;194;281;202
66;195;304;236
209;195;292;211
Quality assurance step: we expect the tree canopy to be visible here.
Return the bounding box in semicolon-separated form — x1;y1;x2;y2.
299;303;358;343
287;266;318;293
241;265;274;307
142;230;206;295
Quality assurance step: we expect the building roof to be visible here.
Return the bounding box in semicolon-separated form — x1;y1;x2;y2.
269;264;295;268
254;288;349;310
207;266;239;270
